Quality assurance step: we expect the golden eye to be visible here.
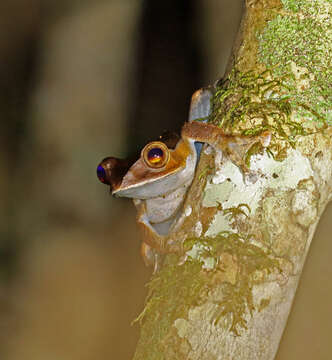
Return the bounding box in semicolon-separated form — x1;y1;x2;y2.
142;141;170;169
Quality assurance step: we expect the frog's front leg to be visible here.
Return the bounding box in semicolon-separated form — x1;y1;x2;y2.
134;199;166;253
140;242;159;269
134;195;184;249
134;199;182;270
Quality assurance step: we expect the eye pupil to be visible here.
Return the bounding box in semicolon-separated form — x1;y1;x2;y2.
147;148;164;164
97;165;108;184
142;142;169;169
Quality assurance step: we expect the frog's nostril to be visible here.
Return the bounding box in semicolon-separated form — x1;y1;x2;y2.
97;164;110;185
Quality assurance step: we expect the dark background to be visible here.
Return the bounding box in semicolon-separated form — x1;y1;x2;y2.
0;1;331;359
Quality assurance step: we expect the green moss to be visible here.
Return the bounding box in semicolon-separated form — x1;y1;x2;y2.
134;232;281;357
210;67;327;163
258;298;271;312
282;0;331;16
184;232;281;335
133;255;207;359
258;0;331;125
221;203;251;221
244;142;265;167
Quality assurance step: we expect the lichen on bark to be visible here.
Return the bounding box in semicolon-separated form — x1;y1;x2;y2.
258;0;331;124
133;0;331;359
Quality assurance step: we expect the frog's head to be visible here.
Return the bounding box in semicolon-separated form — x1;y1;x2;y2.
97;87;214;201
97;134;197;200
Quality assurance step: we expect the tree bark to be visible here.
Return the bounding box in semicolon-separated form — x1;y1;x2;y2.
133;0;332;359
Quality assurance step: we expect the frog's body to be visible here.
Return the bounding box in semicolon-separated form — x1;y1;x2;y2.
97;87;271;269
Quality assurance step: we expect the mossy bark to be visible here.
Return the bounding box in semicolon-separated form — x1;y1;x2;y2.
133;1;332;359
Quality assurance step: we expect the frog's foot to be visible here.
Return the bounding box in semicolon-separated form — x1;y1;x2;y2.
134;198;183;258
138;218;181;270
182;121;271;149
141;242;164;272
136;213;181;255
182;121;271;170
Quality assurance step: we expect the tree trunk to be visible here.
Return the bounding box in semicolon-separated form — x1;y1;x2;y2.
133;0;332;359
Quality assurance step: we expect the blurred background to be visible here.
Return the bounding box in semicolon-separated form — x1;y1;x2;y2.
0;0;331;359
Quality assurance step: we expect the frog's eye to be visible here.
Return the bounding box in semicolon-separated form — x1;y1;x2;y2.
97;156;133;190
96;158;112;185
142;141;170;169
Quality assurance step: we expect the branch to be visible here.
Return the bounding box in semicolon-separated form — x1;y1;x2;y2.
133;0;332;359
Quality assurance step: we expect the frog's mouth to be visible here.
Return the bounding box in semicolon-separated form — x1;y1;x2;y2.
113;150;196;200
97;153;187;198
113;166;187;199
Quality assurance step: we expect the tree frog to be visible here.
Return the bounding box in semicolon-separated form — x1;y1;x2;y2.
97;87;271;269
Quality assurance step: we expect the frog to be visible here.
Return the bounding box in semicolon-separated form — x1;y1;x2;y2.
97;87;271;270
